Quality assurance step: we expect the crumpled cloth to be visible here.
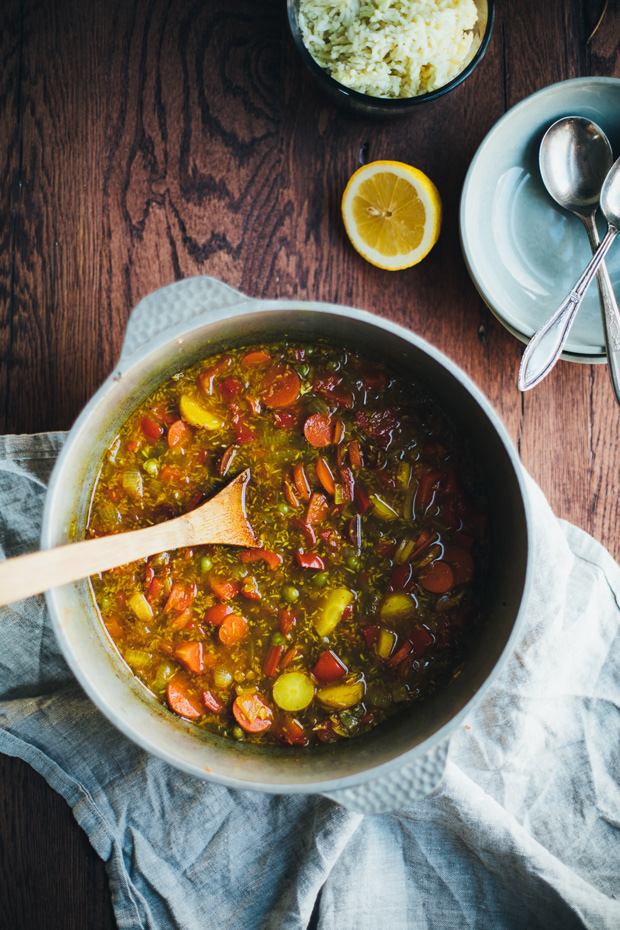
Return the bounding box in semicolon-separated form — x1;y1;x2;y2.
1;432;620;930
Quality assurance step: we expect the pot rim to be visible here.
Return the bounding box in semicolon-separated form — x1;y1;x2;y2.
41;294;533;794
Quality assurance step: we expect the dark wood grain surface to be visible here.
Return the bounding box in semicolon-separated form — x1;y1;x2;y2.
1;0;618;925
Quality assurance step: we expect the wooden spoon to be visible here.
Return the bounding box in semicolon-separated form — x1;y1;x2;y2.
0;469;259;607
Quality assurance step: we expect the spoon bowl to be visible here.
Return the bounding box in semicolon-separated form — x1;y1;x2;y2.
519;119;620;394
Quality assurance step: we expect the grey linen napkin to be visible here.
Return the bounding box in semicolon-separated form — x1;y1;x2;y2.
2;436;620;930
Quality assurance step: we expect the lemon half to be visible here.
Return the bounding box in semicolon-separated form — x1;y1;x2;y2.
341;160;442;270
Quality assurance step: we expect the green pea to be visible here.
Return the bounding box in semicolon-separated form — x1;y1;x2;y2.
100;597;112;612
233;726;245;740
144;459;159;478
200;555;213;573
282;584;300;604
271;631;287;646
277;502;290;516
345;553;361;571
312;571;329;587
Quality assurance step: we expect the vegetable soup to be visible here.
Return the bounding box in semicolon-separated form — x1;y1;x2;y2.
87;341;489;747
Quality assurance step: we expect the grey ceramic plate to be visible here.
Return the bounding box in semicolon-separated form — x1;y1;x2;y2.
460;77;620;363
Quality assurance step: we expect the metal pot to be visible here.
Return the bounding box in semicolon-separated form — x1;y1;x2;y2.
42;277;532;813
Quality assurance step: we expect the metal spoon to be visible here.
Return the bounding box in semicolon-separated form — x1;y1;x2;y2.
519;119;620;393
0;469;259;606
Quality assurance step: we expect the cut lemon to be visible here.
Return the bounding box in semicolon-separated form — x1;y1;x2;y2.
341;161;442;270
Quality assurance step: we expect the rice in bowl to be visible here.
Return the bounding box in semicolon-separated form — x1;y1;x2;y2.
297;0;479;99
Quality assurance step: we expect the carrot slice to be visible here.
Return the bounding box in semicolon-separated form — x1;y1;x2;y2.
167;419;192;449
293;463;311;501
419;560;455;594
261;365;301;408
167;678;204;719
233;693;273;733
283;471;300;509
278;608;296;635
219;613;249;645
415;470;440;515
209;576;240;600
443;546;475;585
174;641;204;675
169;608;193;631
203;603;233;626
164;583;195;613
241;349;271;367
315;458;336;496
306;492;330;525
304;413;334;448
348;440;363;468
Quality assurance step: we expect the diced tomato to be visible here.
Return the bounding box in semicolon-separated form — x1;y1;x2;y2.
275;717;308;746
296;551;325;570
305;492;329;525
140;416;163;443
278;608;296;635
304;413;334;448
232;409;256;445
217;444;238;478
442;546;475;585
233;693;273;733
313;650;347;682
167;678;204;720
239;548;283;570
261;365;301;408
325;385;354;408
219;613;249;645
241;349;271;367
315;457;336;496
292;463;311;501
314;373;342;392
348;514;362;549
410;625;434;656
263;644;284;677
164;583;195;613
271;409;292;430
151;404;175;424
376;539;397;559
338;465;355;502
167;419;192;449
198;355;231;396
419;560;455;594
146;577;164;603
208;576;240;600
126;439;140;453
202;690;223;713
203;603;233;626
185;491;205;512
389;563;414;591
361;367;389;391
314;719;341;743
174;641;204;675
354;485;373;515
218;376;243;400
362;625;379;648
291;516;317;547
145;565;155;585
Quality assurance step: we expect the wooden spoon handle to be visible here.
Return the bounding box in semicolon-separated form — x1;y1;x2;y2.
0;522;177;606
0;470;258;607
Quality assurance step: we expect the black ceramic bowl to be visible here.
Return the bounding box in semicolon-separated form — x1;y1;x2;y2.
287;0;494;117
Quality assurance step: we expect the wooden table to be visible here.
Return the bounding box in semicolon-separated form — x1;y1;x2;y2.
1;1;618;925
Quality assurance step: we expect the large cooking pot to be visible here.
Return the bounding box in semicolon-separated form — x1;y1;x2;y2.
42;277;532;813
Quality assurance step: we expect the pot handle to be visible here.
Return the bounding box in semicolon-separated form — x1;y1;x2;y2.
120;276;251;361
321;738;449;814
